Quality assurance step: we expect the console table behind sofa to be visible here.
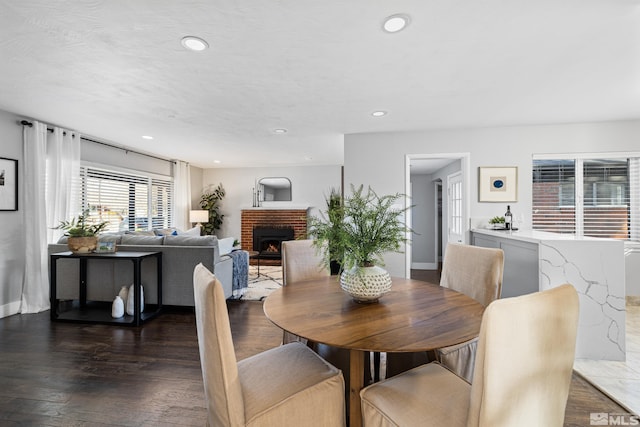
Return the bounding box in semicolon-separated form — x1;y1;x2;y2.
48;234;234;307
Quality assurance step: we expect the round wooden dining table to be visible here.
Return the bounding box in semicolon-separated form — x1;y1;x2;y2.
263;276;485;427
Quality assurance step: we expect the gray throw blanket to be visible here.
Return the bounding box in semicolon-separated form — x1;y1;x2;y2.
229;250;249;298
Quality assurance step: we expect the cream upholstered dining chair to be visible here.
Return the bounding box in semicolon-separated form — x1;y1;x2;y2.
281;240;361;405
360;284;580;427
386;243;504;381
281;239;330;345
193;263;346;427
282;239;330;286
434;243;504;381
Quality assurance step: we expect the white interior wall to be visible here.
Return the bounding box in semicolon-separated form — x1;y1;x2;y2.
189;166;203;210
344;119;640;278
0;109;26;317
200;165;342;240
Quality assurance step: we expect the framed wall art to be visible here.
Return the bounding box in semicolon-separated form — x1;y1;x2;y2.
478;166;517;202
0;157;18;211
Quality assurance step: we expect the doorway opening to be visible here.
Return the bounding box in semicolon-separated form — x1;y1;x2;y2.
405;153;470;278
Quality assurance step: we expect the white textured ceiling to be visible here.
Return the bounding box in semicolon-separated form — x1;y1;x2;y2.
0;1;638;169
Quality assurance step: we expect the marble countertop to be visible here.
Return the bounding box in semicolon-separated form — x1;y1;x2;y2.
471;228;616;244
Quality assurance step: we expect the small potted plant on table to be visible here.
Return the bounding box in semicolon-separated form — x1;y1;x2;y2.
56;209;108;254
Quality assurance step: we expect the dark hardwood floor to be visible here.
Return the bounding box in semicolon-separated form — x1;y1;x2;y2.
0;297;629;426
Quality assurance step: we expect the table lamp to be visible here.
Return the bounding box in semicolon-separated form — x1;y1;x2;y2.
189;210;208;228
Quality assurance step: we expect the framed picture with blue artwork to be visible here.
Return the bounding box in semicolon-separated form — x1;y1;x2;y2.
478;166;517;202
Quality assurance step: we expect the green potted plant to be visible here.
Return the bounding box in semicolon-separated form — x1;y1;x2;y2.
309;184;410;303
199;183;226;235
488;215;505;229
308;187;344;275
55;209;109;253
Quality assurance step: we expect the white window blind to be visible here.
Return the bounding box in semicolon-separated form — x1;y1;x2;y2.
79;166;173;232
532;159;576;235
583;159;629;239
533;155;638;241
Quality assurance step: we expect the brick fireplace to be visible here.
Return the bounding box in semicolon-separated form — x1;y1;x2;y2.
241;209;308;266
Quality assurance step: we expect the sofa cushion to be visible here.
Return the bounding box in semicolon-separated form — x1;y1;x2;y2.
164;235;218;246
126;230;156;236
121;234;164;245
98;232;124;244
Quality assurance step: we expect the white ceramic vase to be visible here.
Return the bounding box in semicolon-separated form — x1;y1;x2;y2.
126;284;144;316
340;265;392;303
118;286;129;303
111;296;124;318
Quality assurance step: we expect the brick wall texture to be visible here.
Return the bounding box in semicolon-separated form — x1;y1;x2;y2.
241;209;308;266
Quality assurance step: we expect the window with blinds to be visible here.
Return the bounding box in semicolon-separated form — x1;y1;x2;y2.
532;159;576;234
79;166;173;232
533;155;639;241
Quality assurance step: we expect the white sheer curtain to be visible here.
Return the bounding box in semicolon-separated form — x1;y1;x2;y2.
21;121;49;313
173;160;192;231
46;128;81;243
21;122;81;314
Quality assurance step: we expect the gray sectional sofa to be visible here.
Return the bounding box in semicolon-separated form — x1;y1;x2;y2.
48;233;234;307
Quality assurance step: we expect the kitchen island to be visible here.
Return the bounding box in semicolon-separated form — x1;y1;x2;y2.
471;228;625;361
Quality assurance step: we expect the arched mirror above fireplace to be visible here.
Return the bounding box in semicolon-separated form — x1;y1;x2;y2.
258;177;292;202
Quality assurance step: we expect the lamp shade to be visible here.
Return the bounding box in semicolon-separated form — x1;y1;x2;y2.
190;210;208;223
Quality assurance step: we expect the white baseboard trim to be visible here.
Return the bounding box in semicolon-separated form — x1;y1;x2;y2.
0;301;21;319
411;262;438;270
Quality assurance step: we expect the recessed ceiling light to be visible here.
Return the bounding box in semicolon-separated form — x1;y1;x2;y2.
181;36;209;51
372;111;387;117
213;160;221;164
142;135;154;140
383;14;410;33
273;128;288;134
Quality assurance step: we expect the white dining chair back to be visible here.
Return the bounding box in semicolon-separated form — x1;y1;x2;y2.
360;284;580;427
282;239;330;286
193;263;346;427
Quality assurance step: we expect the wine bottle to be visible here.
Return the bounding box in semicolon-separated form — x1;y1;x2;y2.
504;205;512;230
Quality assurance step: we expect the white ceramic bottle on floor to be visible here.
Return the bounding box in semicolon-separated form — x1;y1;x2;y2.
118;286;128;304
111;296;124;318
126;284;144;316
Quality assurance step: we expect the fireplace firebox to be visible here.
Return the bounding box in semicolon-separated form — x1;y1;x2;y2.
252;226;295;259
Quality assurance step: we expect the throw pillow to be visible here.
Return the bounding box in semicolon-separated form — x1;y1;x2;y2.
182;226;202;236
154;227;178;236
121;235;164;245
218;237;235;255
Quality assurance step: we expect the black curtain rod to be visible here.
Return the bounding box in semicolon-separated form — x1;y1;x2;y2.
20;120;176;165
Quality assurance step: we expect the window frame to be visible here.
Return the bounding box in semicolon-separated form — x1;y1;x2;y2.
532;152;639;241
78;162;174;233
